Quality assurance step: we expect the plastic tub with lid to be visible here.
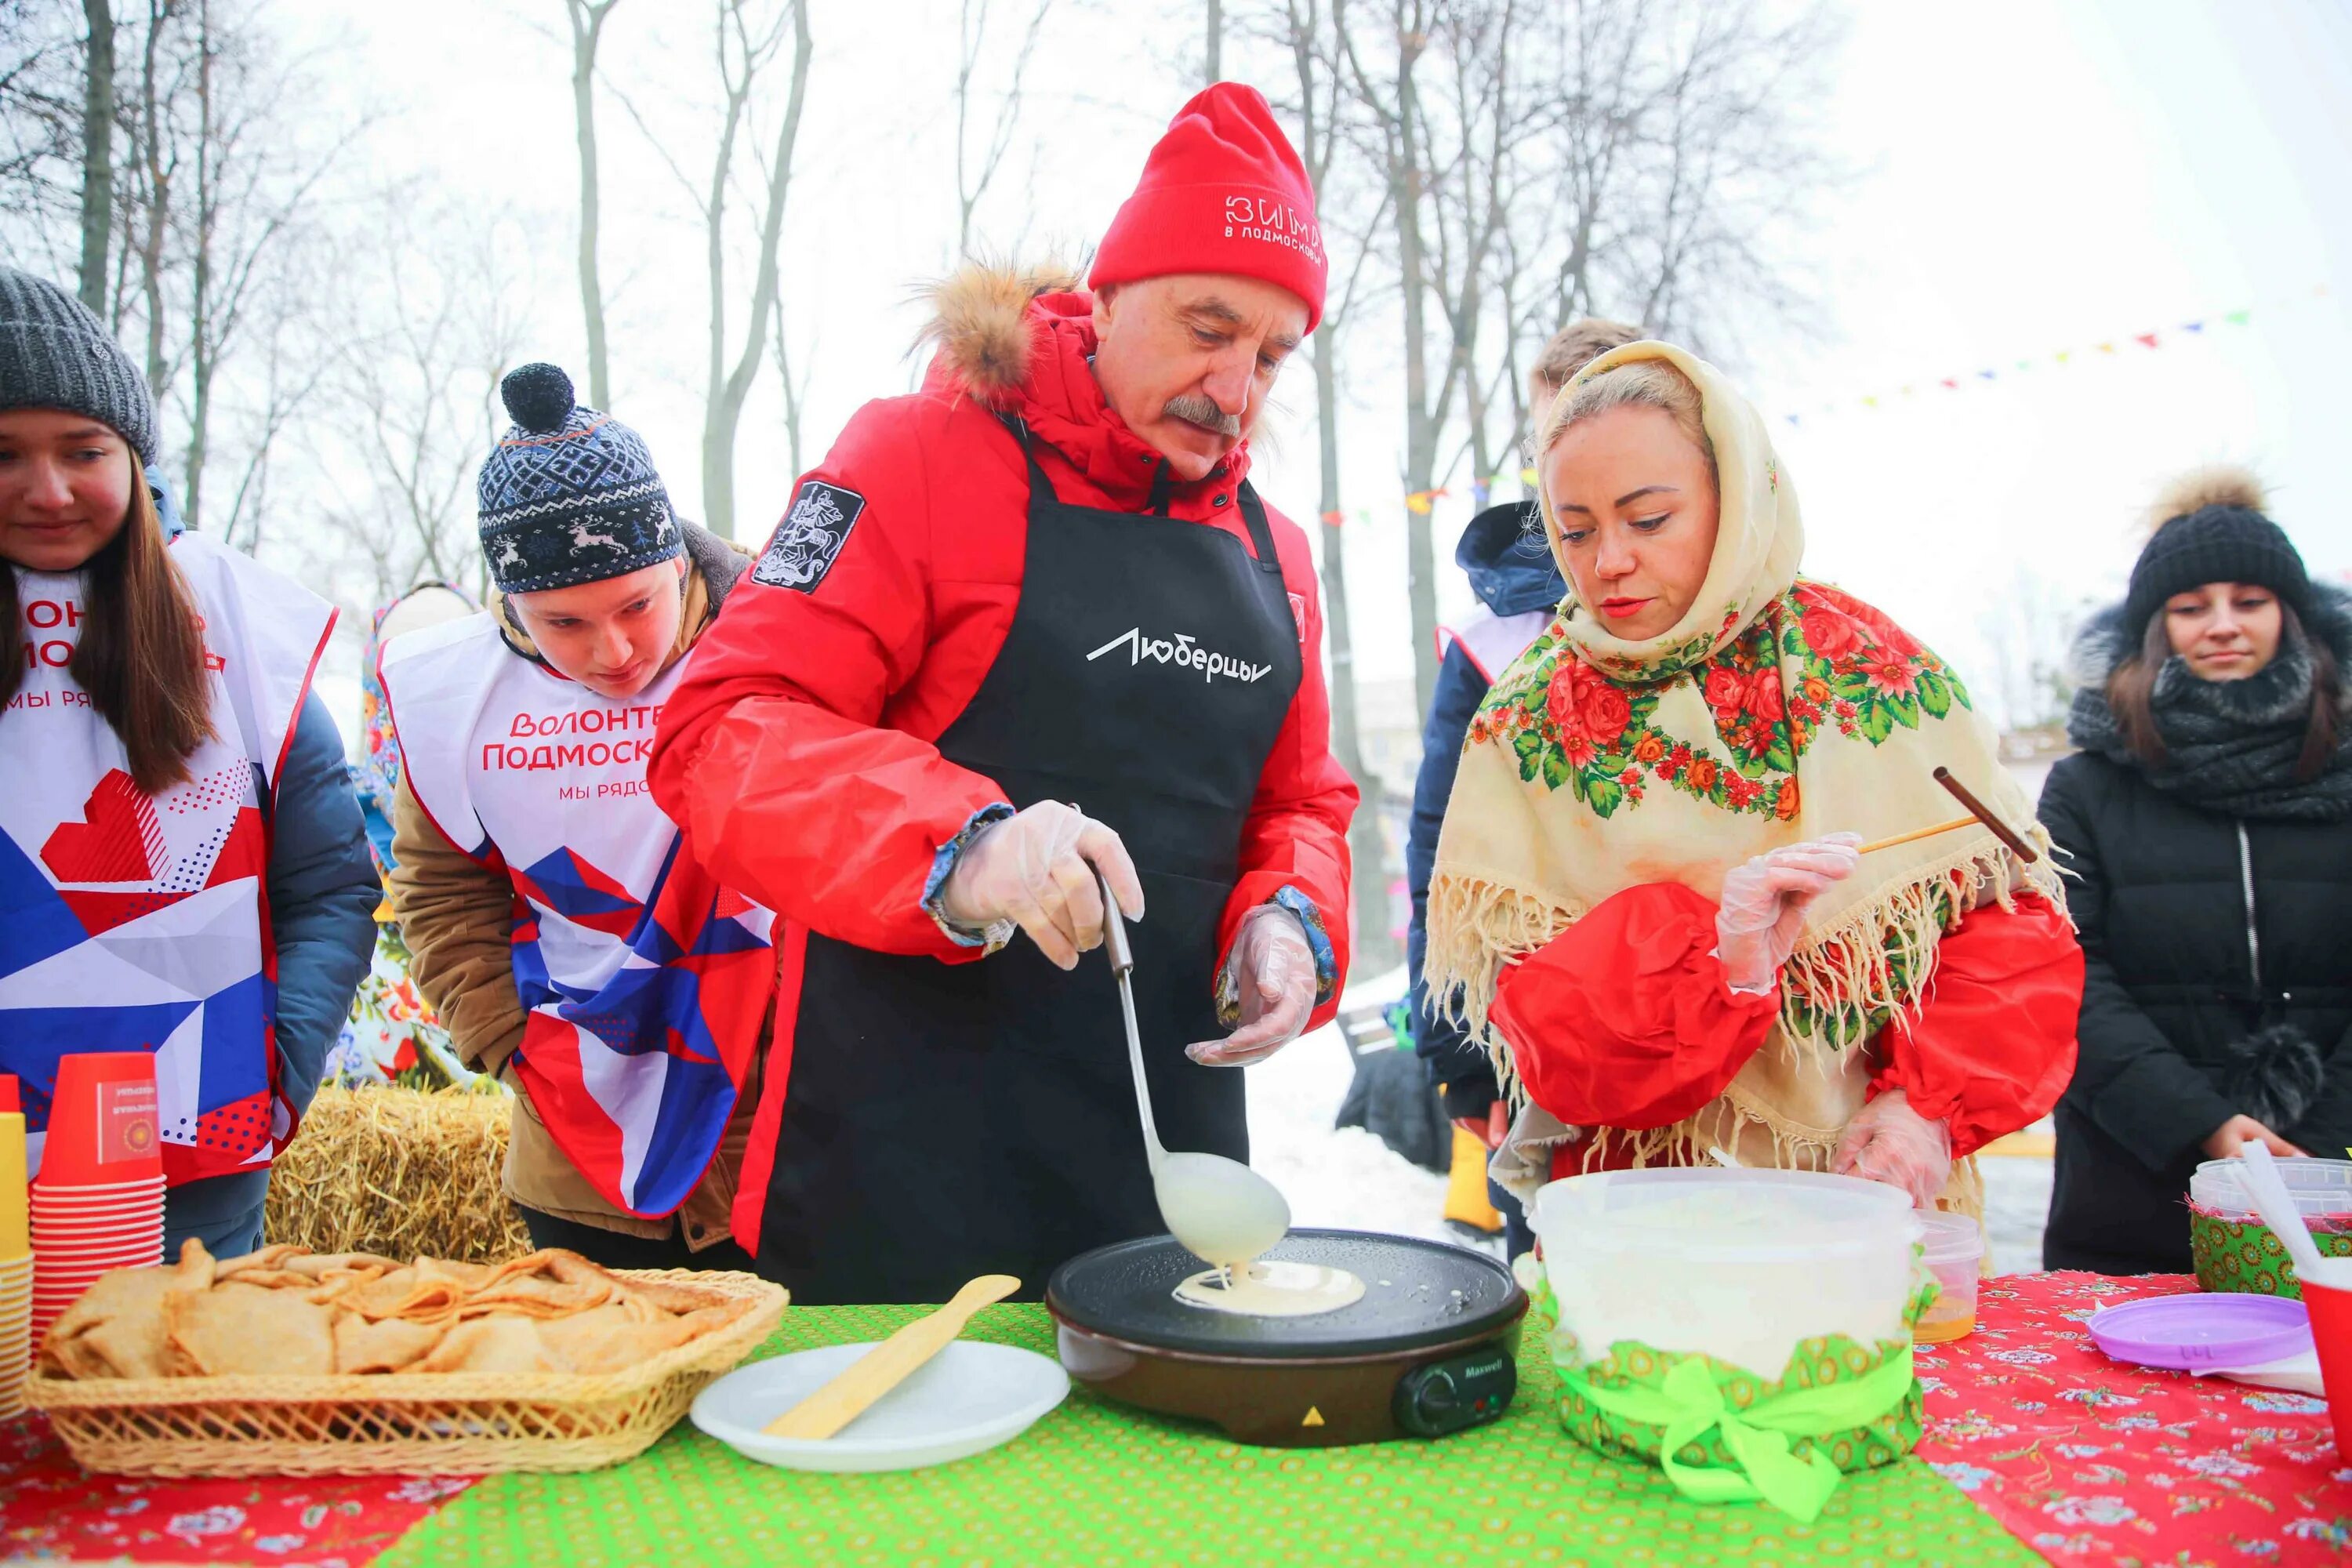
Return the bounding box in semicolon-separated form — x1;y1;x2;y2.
2187;1157;2352;1297
1912;1212;1984;1344
1530;1167;1923;1378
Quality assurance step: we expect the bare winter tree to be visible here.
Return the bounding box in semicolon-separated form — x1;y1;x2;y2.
307;212;533;607
696;0;811;539
769;295;813;481
0;0;363;541
74;0;109;307
1337;0;1537;718
563;0;622;409
1327;0;1834;714
0;3;89;269
1259;0;1400;967
1537;0;1838;352
952;0;1051;260
122;0;355;533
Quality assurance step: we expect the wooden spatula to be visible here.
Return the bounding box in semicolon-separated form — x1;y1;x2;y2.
762;1273;1022;1439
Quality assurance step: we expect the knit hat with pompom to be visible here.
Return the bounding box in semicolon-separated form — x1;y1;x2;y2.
2123;465;2310;637
477;362;681;594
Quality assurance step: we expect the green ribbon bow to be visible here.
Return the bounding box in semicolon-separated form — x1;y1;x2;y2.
1556;1345;1918;1523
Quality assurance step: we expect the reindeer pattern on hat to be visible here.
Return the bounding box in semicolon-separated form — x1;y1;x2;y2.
476;361;683;593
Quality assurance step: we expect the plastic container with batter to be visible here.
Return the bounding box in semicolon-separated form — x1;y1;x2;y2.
1530;1167;1922;1378
1913;1211;1984;1344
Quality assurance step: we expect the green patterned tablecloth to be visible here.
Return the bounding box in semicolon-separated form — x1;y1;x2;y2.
376;1302;2037;1568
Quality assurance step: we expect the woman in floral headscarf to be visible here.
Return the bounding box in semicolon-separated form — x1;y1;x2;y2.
1425;342;2083;1215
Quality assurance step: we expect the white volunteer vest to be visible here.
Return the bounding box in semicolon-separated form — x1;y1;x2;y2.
1438;608;1555;684
379;613;775;1215
0;532;334;1181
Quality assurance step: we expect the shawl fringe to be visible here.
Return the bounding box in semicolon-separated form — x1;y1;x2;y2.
1584;1116;1987;1222
1427;831;2065;1117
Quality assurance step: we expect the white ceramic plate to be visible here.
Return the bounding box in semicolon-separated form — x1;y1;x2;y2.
690;1341;1070;1473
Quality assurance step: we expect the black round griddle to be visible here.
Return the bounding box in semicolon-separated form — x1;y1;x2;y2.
1046;1229;1527;1447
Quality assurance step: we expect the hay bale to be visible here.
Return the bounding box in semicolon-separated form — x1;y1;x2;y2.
265;1085;531;1262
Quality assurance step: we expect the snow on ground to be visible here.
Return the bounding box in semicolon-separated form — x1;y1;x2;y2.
1244;965;2058;1272
1245;1020;1457;1247
1244;964;1459;1247
1981;1149;2054;1276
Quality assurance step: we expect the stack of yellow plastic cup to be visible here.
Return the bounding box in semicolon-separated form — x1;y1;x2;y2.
0;1111;31;1417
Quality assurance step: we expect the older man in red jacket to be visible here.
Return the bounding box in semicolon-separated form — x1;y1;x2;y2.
650;84;1359;1304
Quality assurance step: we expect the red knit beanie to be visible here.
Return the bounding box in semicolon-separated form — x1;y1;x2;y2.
1089;84;1327;331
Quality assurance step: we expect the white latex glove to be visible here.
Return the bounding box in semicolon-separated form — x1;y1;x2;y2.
937;801;1145;971
1714;833;1862;993
1831;1089;1954;1208
1186;906;1318;1066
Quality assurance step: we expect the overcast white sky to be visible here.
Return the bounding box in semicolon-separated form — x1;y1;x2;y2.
298;0;2352;739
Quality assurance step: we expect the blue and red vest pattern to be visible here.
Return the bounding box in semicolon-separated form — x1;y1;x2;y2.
0;532;334;1181
378;613;775;1218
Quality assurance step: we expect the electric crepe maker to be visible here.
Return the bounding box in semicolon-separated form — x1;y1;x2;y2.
1044;1229;1526;1447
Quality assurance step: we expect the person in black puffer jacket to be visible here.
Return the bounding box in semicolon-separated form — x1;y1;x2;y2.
2041;466;2352;1275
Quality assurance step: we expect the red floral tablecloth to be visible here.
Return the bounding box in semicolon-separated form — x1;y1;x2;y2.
5;1273;2345;1565
1918;1272;2350;1565
0;1412;474;1566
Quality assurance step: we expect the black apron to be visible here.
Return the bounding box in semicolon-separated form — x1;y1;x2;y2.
757;419;1305;1304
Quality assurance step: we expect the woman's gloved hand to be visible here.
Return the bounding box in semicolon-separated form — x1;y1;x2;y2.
1714;833;1862;993
1831;1088;1953;1207
1187;906;1317;1066
936;801;1144;970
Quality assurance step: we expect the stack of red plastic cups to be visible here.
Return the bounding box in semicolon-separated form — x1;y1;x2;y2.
29;1053;165;1356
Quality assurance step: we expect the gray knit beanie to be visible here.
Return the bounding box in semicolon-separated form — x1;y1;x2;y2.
0;266;158;465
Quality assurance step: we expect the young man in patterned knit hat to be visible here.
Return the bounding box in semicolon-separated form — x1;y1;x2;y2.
379;364;774;1269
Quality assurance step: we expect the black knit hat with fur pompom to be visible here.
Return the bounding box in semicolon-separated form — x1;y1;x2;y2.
2124;466;2310;637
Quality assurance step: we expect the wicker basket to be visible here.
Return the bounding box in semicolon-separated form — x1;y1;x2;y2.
27;1269;787;1476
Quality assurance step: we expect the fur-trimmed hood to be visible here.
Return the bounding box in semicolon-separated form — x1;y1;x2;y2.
913;261;1081;401
907;260;1254;505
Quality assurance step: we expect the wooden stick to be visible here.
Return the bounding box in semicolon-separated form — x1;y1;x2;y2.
1932;765;2040;863
763;1273;1021;1439
1857;815;1979;856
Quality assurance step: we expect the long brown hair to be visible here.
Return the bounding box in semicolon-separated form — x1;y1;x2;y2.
2108;599;2342;780
2;452;216;793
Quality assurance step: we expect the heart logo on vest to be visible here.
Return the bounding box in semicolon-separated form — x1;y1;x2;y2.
42;769;167;885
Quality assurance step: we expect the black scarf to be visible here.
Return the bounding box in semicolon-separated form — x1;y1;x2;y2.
2066;587;2352;822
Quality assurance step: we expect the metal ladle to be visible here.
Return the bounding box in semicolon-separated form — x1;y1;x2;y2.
1099;871;1290;1272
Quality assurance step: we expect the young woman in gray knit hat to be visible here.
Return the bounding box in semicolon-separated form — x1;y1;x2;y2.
378;364;772;1270
0;265;376;1259
2040;466;2352;1275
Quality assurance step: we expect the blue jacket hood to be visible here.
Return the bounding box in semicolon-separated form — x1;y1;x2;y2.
1455;500;1565;618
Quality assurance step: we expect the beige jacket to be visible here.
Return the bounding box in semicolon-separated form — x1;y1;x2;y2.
388;535;762;1249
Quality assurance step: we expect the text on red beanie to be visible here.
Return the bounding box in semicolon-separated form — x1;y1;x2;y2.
1088;83;1327;332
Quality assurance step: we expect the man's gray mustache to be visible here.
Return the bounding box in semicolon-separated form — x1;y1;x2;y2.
1163;395;1242;438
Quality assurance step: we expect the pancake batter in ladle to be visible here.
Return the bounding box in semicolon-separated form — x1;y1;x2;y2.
1100;873;1364;1316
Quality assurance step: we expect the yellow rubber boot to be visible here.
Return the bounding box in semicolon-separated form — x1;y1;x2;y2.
1443;1125;1503;1232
